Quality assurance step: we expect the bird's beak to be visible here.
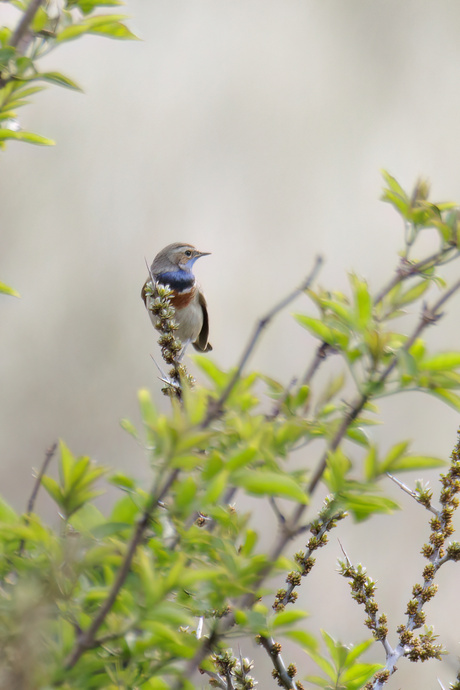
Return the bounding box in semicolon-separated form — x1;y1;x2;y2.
197;251;211;258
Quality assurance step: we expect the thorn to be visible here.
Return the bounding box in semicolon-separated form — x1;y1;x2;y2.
338;538;351;565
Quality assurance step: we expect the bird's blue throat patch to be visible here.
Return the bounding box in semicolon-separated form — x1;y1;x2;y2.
157;270;195;292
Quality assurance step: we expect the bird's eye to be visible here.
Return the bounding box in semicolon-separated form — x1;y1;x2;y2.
184;250;192;257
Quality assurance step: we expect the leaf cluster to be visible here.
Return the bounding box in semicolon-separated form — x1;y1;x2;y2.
0;0;138;148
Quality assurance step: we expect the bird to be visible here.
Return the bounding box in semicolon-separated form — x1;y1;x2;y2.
141;242;212;353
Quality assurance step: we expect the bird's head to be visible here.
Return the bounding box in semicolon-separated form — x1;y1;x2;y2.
152;243;210;275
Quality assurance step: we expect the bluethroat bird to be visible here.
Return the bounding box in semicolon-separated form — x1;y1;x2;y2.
142;243;212;352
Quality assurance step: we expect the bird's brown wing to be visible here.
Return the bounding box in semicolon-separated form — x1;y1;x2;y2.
193;290;212;352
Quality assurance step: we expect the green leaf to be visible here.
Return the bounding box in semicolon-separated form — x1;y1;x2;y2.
398;279;430;306
271;610;308;629
322;630;348;669
138;388;157;426
88;20;138;39
350;274;372;329
341;493;399;522
294;314;347;348
387;455;446;472
56;14;138;42
325;449;350;492
306;651;336;681
284;629;318;652
0;129;55;146
77;0;123;14
0;47;16;68
109;472;136;490
226;446;258;472
420;352;460;371
41;475;63;505
0;496;18;523
58;439;74;489
56;23;92;41
31;5;48;32
240;529;258;557
231;470;309;503
320;298;352;324
305;675;331;688
174;476;197;509
91;521;131;538
120;418;139;439
341;663;383;688
380;440;410;473
396;349;418;379
364;445;378;481
430;388;460;412
345;638;375;664
38;72;83;92
381;170;408;199
346;426;370;447
203;470;229;504
110;494;139;523
192;355;228;388
0;281;20;297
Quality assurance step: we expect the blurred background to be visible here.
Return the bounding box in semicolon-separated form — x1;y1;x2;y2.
2;1;460;687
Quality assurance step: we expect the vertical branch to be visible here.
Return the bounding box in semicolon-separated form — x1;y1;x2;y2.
9;0;43;49
26;441;58;515
18;441;58;555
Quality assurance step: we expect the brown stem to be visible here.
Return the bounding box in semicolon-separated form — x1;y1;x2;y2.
10;0;43;48
18;441;57;555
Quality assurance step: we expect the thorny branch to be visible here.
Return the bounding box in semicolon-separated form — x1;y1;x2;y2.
386;473;439;516
342;428;460;690
258;636;299;690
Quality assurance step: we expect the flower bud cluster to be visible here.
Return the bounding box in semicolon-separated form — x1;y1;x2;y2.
273;502;346;612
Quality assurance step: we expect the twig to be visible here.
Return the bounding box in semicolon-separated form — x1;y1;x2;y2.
258;635;298;690
18;441;58;555
64;468;180;669
339;543;393;659
26;441;58;515
300;341;334;387
386;473;438;516
374;248;458;305
269;496;286;524
200;670;228;689
202;256;323;427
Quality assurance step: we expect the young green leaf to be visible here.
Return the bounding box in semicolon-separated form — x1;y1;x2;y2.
231;470;309;503
0;281;20;297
